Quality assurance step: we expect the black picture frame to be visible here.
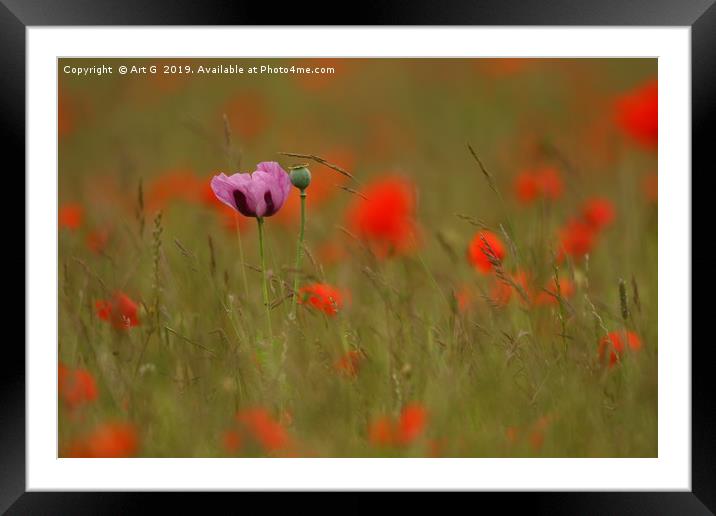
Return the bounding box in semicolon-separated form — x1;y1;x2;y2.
3;1;708;512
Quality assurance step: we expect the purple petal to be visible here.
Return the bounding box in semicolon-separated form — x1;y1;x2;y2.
210;173;258;217
254;162;291;216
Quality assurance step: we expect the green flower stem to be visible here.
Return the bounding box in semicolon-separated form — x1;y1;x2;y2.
234;213;249;296
256;216;273;340
291;190;307;317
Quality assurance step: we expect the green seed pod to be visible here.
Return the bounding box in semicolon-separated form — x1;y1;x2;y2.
289;165;311;191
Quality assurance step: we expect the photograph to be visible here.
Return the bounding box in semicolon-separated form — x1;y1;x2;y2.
56;57;658;458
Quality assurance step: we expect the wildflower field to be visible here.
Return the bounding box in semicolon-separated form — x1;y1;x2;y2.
58;58;658;458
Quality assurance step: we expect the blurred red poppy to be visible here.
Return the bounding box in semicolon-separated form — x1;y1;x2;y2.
59;203;84;230
514;172;540;203
395;404;428;445
86;422;138;458
529;416;551;452
335;350;363;378
536;167;564;200
67;422;139;458
581;198;616;230
368;416;395;447
368;403;428;448
558;219;596;260
223;429;243;455
489;270;531;307
58;363;98;409
298;283;345;316
347;176;419;259
534;277;575;306
598;330;642;367
145;168;205;212
235;408;290;452
529;429;545;451
615;79;658;150
514;167;563;205
468;230;506;274
95;291;140;330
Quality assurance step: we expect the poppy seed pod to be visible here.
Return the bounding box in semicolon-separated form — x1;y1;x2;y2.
289;165;311;191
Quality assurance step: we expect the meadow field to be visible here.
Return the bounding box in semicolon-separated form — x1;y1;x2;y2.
58;58;658;458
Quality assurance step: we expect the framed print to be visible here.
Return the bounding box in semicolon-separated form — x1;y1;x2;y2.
4;0;709;512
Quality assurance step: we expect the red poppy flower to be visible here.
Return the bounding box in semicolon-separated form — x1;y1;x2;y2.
298;283;345;316
335;350;363;378
346;176;419;259
58;364;98;409
582;198;616;230
534;277;575;306
558;219;596;260
513;167;563;204
368;403;428;448
514;172;540;203
85;422;139;458
145;169;205;211
67;422;139;458
615;79;658;150
529;416;552;452
235;408;290;452
535;167;564;200
529;429;545;451
223;429;243;455
59;203;84;230
395;404;428;445
467;230;506;274
95;291;140;330
368;416;395;447
489;270;531;307
598;330;643;367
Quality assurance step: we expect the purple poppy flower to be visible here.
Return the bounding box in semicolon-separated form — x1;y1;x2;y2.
210;161;291;218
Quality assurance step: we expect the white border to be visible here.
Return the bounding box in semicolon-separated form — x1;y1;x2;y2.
27;27;690;490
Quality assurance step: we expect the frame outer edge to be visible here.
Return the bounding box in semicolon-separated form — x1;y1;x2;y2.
0;0;27;513
691;1;716;513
